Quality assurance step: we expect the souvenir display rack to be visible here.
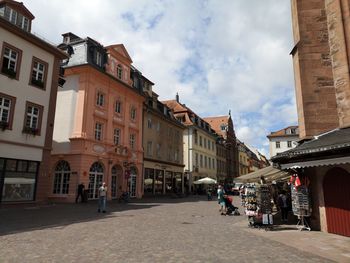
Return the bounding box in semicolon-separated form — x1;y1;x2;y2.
256;184;272;214
291;185;311;231
244;184;273;229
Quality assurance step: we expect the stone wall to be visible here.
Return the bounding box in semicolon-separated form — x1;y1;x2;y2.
325;0;350;128
291;0;339;138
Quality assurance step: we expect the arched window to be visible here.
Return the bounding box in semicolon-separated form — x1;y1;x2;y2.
53;160;70;194
88;162;104;199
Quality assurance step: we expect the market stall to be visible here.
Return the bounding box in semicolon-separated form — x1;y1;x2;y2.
243;184;273;229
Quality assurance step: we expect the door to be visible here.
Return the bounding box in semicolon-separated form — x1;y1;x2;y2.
128;166;137;198
128;174;136;198
111;175;117;199
323;167;350;237
88;162;104;199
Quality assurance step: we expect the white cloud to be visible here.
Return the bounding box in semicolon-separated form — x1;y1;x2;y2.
24;0;297;155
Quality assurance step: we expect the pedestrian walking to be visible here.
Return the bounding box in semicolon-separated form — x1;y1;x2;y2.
277;190;289;222
217;185;226;215
98;182;107;213
75;183;85;203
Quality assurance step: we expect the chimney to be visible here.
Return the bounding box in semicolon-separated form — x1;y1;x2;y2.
176;93;179;103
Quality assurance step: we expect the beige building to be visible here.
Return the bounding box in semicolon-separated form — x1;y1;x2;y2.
216;136;227;184
0;0;67;204
237;141;249;176
142;76;185;195
204;115;239;180
163;95;217;192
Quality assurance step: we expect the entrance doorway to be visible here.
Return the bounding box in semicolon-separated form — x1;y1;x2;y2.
323;167;350;237
111;165;122;199
88;162;104;199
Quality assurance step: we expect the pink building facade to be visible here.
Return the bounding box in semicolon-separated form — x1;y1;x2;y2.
50;33;144;202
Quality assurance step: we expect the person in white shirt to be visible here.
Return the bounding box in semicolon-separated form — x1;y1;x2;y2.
98;182;107;213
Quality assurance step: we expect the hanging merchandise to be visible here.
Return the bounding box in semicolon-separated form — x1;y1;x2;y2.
244;184;273;229
294;176;301;188
291;181;311;231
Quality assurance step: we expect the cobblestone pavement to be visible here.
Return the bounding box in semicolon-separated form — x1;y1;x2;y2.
0;196;347;263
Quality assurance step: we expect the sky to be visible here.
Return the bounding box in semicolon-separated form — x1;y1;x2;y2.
26;0;297;158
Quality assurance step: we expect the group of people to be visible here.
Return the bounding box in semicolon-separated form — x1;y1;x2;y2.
75;182;108;213
217;182;291;223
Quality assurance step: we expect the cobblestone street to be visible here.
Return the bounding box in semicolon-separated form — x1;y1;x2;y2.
0;196;349;263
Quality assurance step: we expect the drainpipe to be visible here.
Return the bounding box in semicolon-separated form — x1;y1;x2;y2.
188;127;191;193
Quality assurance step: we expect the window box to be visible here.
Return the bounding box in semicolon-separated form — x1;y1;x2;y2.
30;78;44;88
22;126;39;135
0;121;9;131
1;67;16;79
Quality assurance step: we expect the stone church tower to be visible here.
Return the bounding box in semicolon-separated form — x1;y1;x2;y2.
291;0;350;139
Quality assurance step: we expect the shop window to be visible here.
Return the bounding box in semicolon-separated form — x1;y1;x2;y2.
53;161;71;194
144;168;155;194
1;159;38;202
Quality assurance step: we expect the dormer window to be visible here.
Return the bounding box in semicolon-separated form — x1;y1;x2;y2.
95;51;102;67
0;6;32;32
9;8;17;24
22;16;29;31
117;65;123;80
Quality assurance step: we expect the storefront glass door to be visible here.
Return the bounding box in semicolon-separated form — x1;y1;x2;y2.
88;162;103;199
128;166;137;198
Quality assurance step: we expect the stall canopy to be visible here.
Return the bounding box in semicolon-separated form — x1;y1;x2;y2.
235;166;290;183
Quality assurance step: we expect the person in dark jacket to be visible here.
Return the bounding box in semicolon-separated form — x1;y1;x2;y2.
277;190;289;223
75;183;85;203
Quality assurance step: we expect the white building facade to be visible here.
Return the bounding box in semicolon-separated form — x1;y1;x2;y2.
267;126;299;158
0;0;67;203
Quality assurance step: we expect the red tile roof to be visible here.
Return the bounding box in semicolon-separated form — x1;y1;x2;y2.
267;125;299;138
203;116;229;137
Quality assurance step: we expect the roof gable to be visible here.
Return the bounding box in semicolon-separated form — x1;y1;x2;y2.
0;0;34;19
106;44;133;63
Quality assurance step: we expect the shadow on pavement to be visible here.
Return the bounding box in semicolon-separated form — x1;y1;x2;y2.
0;195;209;236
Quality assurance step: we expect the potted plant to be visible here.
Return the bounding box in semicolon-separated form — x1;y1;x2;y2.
1;67;16;79
31;78;44;88
0;121;8;131
23;126;39;136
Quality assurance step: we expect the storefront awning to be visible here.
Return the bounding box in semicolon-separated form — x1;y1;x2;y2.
235;166;290;183
280;156;350;169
